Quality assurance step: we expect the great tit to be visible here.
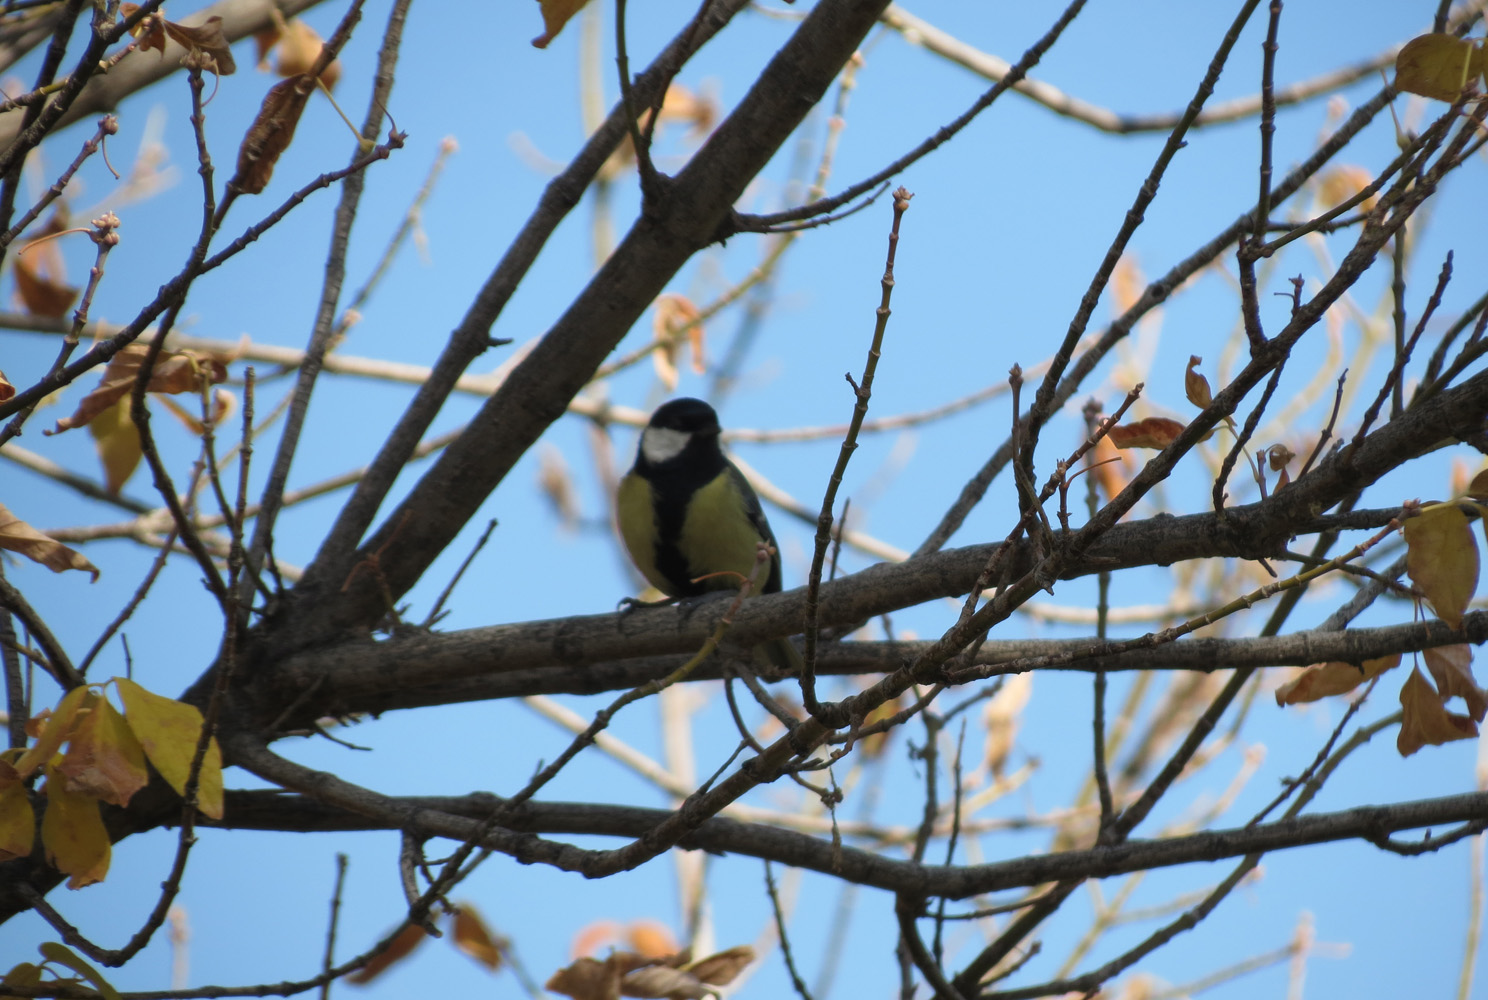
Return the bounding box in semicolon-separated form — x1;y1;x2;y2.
617;397;803;675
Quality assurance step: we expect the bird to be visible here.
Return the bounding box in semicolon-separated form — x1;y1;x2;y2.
617;397;804;676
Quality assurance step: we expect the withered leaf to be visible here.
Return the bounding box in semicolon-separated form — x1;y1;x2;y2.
13;239;79;319
1395;33;1485;101
1106;416;1189;450
1422;644;1488;723
533;0;594;49
451;905;504;972
346;924;429;984
0;503;100;581
162;16;237;75
0;368;14;402
50;343;229;435
1274;654;1400;706
271;19;341;90
232;74;315;194
57;697;148;808
1398;666;1478;756
120;3;166;55
684;946;754;986
1403;502;1479;629
547;955;625;1000
1184;355;1213;409
620;965;708;1000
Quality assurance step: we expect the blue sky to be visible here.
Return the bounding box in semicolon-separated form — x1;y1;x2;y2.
5;1;1488;997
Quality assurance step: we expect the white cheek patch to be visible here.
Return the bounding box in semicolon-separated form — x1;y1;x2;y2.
641;427;691;464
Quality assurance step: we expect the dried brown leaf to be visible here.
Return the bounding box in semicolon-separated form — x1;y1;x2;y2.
232;74;315;195
1398;666;1478;756
50;343;228;435
621;965;708;1000
547;956;624;1000
451;905;504;971
57;696;148;807
1422;644;1488;723
345;924;429;984
0;502;100;581
1274;654;1400;705
162;16;237;75
1184;355;1213;409
0;368;12;402
13;222;78;319
121;3;166;55
1106;416;1187;450
684;946;754;986
533;0;594;49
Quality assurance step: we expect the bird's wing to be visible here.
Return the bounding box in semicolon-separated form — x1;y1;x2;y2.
725;459;783;593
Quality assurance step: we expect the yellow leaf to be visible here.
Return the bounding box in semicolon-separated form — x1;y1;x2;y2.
1404;502;1479;629
0;760;36;861
1395;33;1485;101
57;696;148;807
532;0;593;49
14;685;92;779
41;763;111;887
1275;654;1400;705
87;396;143;495
452;905;504;971
1422;644;1488;722
1316;165;1377;213
114;678;223;819
1398;666;1478;756
0;503;100;581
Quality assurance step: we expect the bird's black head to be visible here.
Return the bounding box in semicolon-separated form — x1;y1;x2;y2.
648;397;720;436
637;397;723;470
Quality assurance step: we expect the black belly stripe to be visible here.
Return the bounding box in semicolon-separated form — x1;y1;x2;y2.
641;442;728;597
